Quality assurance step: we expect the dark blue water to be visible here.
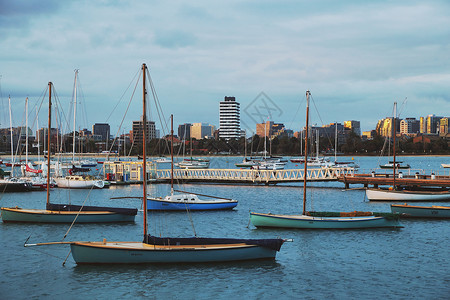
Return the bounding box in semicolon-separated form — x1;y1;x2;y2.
1;156;449;299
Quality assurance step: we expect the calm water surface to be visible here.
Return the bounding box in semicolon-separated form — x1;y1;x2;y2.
1;156;449;299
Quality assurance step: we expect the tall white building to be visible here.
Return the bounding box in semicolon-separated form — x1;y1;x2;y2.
219;96;240;140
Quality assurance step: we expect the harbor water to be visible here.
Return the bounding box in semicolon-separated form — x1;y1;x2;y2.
0;156;449;299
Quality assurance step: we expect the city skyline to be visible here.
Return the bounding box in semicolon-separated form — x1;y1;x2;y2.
1;1;449;134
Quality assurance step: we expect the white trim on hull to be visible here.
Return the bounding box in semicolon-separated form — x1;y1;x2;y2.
366;189;450;201
70;241;277;264
391;204;450;218
250;212;402;229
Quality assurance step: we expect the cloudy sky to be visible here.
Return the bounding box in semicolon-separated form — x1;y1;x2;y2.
1;0;449;136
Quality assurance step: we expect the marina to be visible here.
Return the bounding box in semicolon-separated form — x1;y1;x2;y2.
0;155;449;298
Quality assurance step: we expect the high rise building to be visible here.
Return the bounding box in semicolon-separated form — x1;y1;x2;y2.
426;114;443;134
131;116;156;145
419;117;425;133
191;123;215;139
375;117;400;137
344;120;361;136
178;123;191;140
92;123;110;141
400;118;420;135
439;117;448;136
219;96;240;140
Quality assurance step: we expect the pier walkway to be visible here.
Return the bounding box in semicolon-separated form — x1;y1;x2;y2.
155;167;355;184
339;173;450;188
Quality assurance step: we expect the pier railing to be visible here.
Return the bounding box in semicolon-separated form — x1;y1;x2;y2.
156;167;355;184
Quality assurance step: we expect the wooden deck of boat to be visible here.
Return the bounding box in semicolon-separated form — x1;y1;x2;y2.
155;167;355;184
339;173;450;188
75;241;254;250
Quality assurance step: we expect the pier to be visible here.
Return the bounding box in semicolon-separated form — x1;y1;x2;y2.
339;173;450;189
155;167;355;184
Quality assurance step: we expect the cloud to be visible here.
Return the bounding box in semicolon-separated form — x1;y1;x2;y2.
154;30;197;49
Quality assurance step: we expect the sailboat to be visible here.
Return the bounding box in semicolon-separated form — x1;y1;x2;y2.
54;70;103;189
147;115;237;211
390;204;450;218
250;91;402;229
366;102;450;201
25;64;286;263
235;131;258;168
1;82;137;223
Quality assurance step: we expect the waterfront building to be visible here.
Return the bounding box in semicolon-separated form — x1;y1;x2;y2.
219;96;240;140
439;118;449;136
344;120;361;136
178;123;191;140
375;117;400;137
131;116;156;144
426;114;443;134
420;117;425;133
92;123;110;141
400;118;420;136
256;121;285;138
191;123;215;139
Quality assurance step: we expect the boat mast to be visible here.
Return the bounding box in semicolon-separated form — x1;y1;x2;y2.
142;64;148;240
36;107;40;163
393;102;397;189
244;130;247;160
47;82;52;205
72;70;78;165
170;114;174;195
25;97;28;166
302;91;310;215
8;96;14;177
334;122;337;163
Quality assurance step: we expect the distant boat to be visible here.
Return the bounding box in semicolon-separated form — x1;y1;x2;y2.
154;157;171;163
0;178;33;192
176;159;209;169
250;91;401;229
442;163;450;168
366;188;450;201
55;175;105;189
380;161;411;169
256;159;286;170
391;204;450;218
147;115;238;211
1;81;137;223
235;158;258;168
25;64;286;264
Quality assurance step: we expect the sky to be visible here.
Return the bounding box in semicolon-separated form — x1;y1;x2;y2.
0;0;449;137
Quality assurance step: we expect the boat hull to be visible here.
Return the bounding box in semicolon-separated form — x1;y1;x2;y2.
55;177;104;189
391;204;450;218
147;198;238;211
70;242;277;264
250;212;402;229
366;189;450;201
0;207;135;223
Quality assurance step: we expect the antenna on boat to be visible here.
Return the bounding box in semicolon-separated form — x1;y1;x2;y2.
170;114;174;196
393;102;397;190
142;64;148;241
303;91;310;215
47;82;52;206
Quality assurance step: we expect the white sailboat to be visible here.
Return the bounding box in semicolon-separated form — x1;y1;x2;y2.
54;70;103;189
